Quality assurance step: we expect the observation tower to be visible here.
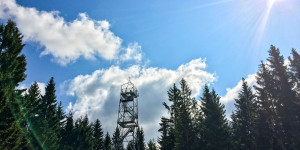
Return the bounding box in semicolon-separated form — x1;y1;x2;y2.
116;79;139;149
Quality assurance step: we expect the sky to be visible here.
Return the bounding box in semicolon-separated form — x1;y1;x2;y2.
1;0;300;142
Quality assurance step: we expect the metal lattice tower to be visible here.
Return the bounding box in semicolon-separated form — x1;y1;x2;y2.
117;79;139;150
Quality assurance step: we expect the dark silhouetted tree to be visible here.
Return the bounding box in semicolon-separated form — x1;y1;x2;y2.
104;132;112;150
231;78;257;150
93;119;104;150
201;86;231;150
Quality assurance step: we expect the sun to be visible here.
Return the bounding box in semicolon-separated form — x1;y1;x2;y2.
268;0;282;6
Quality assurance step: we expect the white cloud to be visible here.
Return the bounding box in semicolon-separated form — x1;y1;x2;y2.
220;73;257;103
65;58;215;141
0;0;142;65
17;82;46;96
120;42;142;62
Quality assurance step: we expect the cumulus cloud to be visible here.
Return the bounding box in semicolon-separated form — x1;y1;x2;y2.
0;0;142;65
220;73;257;103
120;42;142;62
65;58;215;141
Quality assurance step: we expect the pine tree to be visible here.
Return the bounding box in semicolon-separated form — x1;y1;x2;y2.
104;132;112;150
56;101;65;149
112;127;123;150
22;82;44;150
61;111;75;150
136;127;145;150
40;77;60;149
255;45;300;149
254;62;279;150
158;83;180;150
231;78;256;150
93;119;104;150
158;117;174;150
147;139;157;150
126;140;135;150
288;48;300;148
0;20;27;149
174;79;196;150
74;115;94;150
200;86;231;150
289;49;300;94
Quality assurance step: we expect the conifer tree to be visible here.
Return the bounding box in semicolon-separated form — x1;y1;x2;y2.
93;119;104;150
158;117;174;150
22;82;44;149
40;77;60;149
255;46;300;149
147;139;157;150
56;101;65;149
200;86;231;150
127;140;135;150
254;62;279;149
74;115;94;150
174;79;196;150
61;111;75;150
289;49;300;94
112;127;123;150
0;20;27;149
231;79;256;150
137;127;145;150
158;83;180;150
104;132;112;150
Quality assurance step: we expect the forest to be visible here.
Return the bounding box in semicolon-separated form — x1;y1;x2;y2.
1;20;300;150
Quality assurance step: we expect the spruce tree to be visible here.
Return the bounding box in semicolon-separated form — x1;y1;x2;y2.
200;86;231;150
74;115;93;150
126;140;135;150
0;20;27;149
61;111;75;150
289;49;300;94
158;83;180;150
147;139;157;150
254;62;279;150
22;82;44;149
104;132;112;150
174;79;196;150
255;45;300;149
112;127;123;150
158;117;174;150
137;127;145;150
231;78;256;150
56;101;65;149
93;119;104;150
40;77;60;149
288;49;300;148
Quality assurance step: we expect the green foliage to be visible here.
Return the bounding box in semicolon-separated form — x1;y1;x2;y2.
104;132;112;150
254;45;300;150
200;86;231;150
112;127;123;150
61;111;75;150
74;115;94;150
0;20;27;149
93;119;104;150
137;127;146;150
147;139;157;150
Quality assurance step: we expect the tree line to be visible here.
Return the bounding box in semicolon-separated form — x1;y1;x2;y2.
1;20;300;150
158;46;300;150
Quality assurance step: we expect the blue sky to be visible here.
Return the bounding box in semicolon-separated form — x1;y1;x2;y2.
1;0;300;141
